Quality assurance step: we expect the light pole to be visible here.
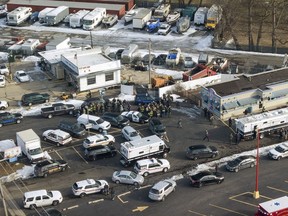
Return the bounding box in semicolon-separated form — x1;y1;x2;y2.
8;52;13;81
253;127;260;199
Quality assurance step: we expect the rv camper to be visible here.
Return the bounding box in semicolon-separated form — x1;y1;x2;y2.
82;8;106;30
121;44;138;64
69;9;90;28
45;6;69;26
6;7;32;26
38;8;54;24
153;3;171;21
133;8;152;29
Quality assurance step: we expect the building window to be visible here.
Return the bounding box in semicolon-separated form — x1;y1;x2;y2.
105;72;114;81
87;76;96;85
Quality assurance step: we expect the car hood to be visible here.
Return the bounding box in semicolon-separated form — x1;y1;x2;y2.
269;149;281;156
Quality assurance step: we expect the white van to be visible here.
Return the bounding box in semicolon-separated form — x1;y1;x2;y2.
23;189;63;209
77;114;111;133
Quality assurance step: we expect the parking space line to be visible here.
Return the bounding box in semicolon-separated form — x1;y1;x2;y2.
139;184;152;189
209;204;248;216
88;198;104;204
188;210;207;215
53;150;71;168
72;146;88;164
267;186;288;194
229;192;259;207
117;191;131;204
63;205;79;211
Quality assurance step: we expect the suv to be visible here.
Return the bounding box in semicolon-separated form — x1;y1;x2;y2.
84;145;117;161
58;120;86;138
0;112;23;127
21;92;50;106
149;118;166;138
101;112;130;128
72;179;109;197
0;64;9;75
134;158;170;176
148;179;176;201
121;125;141;141
34;159;68;178
268;142;288;160
77;114;111;133
42;129;72;146
186;144;218;160
83;134;115;149
23;189;63;209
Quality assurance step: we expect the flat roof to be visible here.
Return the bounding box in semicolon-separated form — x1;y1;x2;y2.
62;48;111;68
7;0;124;10
39;47;81;64
209;68;288;97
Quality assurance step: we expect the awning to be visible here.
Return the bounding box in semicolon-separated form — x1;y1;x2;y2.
271;89;288;98
237;97;259;106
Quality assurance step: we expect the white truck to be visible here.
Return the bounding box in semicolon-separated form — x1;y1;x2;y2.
6;7;32;26
45;6;69;26
38;7;55;24
119;135;170;167
153;3;170;21
82;8;106;30
133;8;152;29
166;47;182;67
69;9;90;28
16;129;45;163
235;107;288;140
194;7;209;26
205;4;222;30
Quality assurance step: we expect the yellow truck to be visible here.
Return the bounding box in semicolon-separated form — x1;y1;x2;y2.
205;4;222;30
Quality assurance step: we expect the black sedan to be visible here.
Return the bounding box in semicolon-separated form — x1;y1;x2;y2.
186;144;218;160
189;171;224;188
226;155;256;172
101;112;130;128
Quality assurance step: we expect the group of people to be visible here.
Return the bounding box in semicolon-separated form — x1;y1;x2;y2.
137;100;172;119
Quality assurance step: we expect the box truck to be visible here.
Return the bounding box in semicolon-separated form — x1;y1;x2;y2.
133;8;152;29
16;129;45;163
205;4;222;30
45;6;69;26
194;7;208;26
119;135;170;167
38;7;55;24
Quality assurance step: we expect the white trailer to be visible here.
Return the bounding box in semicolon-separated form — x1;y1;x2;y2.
6;7;32;26
153;3;171;21
205;4;222;30
45;6;69;26
235;107;288;140
38;7;55;24
69;9;90;28
121;43;138;64
194;7;208;26
16;129;45;163
82;8;106;30
119;135;170;167
133;8;152;29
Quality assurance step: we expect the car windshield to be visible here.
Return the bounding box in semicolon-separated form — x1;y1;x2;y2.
47;191;52;197
136;112;143;118
84;138;92;144
19;73;27;77
150;188;160;194
129;171;137;179
185;57;192;61
233;158;242;165
96;118;104;124
116;115;125;121
130;131;138;137
95;180;101;186
28;148;43;155
275;146;285;153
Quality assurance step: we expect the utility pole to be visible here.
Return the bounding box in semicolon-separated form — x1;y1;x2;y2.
148;39;152;89
90;31;94;48
0;182;8;216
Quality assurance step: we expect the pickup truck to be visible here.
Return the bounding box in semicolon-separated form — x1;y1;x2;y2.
41;103;75;118
34;159;68;178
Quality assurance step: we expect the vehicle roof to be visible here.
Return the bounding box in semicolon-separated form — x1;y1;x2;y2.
188;144;207;150
259;196;288;212
24;189;47;197
86;134;105;141
122;125;136;132
52;129;70;137
136;158;159;166
152;179;174;190
79;114;100;120
115;170;132;176
279;143;288;149
236;155;255;160
75;179;96;187
35;159;54;167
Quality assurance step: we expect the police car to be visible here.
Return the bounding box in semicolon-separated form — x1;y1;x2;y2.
72;179;109;197
134;158;170;177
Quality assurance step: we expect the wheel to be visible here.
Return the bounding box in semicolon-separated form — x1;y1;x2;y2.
217;180;222;184
115;180;120;184
29;204;36;210
250;163;255;168
43;173;48;178
28;103;32;106
163;152;168;158
69;110;73;115
277;156;282;161
48;114;52;119
193;157;198;160
57;143;60;147
0;107;5;110
211;154;216;158
43;136;47;141
140;120;144;124
143;172;149;177
163;168;168;173
79;193;85;198
45;99;49;103
61;167;66;172
234;168;239;173
16;119;21;124
162;195;166;201
52;200;59;206
133;182;139;187
98;128;103;133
